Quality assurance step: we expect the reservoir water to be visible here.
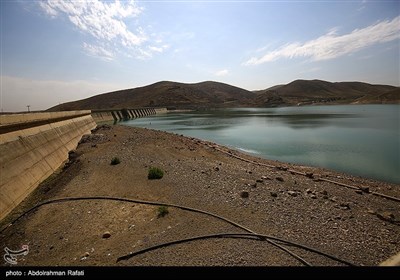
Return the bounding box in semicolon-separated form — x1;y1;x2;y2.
123;105;400;184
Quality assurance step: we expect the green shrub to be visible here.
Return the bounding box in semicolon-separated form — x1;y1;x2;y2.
157;206;169;218
148;167;164;179
110;157;121;165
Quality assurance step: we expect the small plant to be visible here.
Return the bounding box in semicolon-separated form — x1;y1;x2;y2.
110;157;121;165
157;206;169;218
148;167;164;179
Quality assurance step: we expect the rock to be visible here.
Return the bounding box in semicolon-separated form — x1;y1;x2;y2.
288;191;297;197
250;183;257;188
81;252;90;260
321;190;328;195
276;177;284;182
360;186;370;193
261;176;272;180
377;211;395;222
68;150;79;162
367;209;376;215
305;189;312;194
240;191;249;198
270;192;278;198
306;172;314;178
322;195;328;199
329;197;337;202
310;194;317;199
256;179;263;183
214;167;220;171
355;190;363;194
339;203;350;210
102;231;111;239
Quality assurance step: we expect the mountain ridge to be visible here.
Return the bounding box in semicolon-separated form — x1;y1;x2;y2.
47;79;399;111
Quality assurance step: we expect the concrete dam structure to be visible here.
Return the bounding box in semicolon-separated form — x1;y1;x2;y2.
0;111;97;221
91;107;167;123
0;107;167;221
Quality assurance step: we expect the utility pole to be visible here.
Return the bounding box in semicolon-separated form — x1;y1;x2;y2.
27;105;30;113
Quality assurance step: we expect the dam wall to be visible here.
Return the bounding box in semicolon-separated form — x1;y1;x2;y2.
91;107;167;123
0;111;97;221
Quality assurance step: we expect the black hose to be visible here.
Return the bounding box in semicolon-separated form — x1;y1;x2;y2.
0;196;309;265
116;232;356;266
0;196;355;266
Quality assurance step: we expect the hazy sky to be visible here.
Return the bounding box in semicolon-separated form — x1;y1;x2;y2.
1;0;399;112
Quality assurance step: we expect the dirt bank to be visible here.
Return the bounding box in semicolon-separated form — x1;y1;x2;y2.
1;124;399;266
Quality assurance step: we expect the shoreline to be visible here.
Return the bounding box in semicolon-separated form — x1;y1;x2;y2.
1;124;399;266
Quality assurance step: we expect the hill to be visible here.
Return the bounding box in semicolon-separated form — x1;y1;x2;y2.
47;81;256;111
254;79;398;107
47;79;399;111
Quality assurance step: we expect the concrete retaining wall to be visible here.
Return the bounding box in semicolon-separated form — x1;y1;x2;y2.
91;107;167;124
0;111;97;221
0;111;91;126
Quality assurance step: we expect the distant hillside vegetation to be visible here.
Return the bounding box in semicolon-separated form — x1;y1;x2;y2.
47;79;399;111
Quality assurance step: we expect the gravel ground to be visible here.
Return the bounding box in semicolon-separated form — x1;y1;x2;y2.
1;124;399;267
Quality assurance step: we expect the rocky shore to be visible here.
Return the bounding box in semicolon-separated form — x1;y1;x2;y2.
1;124;399;266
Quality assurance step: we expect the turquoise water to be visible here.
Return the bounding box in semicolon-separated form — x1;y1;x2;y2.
123;105;400;184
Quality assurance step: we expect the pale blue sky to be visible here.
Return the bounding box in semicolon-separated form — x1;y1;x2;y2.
1;0;399;111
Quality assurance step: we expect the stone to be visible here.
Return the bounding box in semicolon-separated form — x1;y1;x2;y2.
306;172;314;178
355;190;363;194
276;177;284;182
214;167;220;171
261;176;272;180
288;191;297;197
340;203;350;210
270;192;278;198
377;211;395;222
360;186;370;193
311;194;317;199
240;191;249;198
102;231;111;239
322;195;328;199
250;183;257;188
367;209;376;215
305;189;312;194
256;179;263;183
68;150;78;162
321;190;328;195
